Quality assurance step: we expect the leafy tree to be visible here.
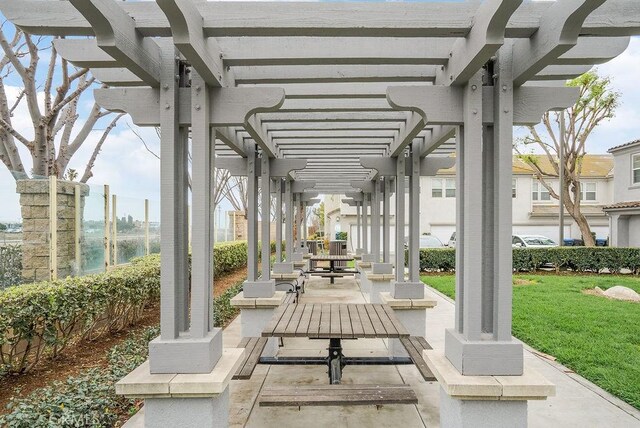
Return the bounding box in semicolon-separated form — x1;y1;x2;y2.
0;223;7;231
515;71;619;246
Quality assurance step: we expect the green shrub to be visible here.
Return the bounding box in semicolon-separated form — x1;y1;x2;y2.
0;245;22;289
0;256;160;375
420;247;640;274
0;326;159;428
335;232;348;241
214;280;244;328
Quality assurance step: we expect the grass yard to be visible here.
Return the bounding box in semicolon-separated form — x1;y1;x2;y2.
421;274;640;410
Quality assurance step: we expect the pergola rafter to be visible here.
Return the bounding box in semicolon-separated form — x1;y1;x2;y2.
3;1;638;425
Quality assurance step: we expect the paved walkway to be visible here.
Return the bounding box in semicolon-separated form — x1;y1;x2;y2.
223;276;640;428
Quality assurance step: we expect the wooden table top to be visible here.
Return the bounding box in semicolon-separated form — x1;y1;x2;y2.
262;303;410;339
310;254;355;261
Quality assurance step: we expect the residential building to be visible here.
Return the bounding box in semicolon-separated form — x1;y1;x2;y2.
325;155;613;250
604;140;640;247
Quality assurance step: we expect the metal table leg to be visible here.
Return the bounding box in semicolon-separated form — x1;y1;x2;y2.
327;338;344;384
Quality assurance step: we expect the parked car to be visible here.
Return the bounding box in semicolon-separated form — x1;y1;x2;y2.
420;234;445;248
512;235;558;248
404;234;445;249
447;232;456;248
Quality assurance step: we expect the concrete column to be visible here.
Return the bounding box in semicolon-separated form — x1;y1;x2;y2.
275;179;283;263
444;56;523;376
285;179;293;260
371;180;381;262
383;177;391;263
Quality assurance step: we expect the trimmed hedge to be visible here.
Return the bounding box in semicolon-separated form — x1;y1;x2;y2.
0;278;248;427
420;247;640;274
0;241;251;375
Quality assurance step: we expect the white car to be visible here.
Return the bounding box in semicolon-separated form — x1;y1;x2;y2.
512;235;558;248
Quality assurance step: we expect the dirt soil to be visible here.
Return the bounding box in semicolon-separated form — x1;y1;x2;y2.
0;266;248;414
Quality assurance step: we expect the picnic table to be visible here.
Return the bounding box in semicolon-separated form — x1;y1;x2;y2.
309;254;356;284
262;303;410;384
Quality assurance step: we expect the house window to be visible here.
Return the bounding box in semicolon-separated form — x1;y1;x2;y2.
432;178;456;198
581;182;597;201
512;178;517;198
633;154;640;185
532;181;551;201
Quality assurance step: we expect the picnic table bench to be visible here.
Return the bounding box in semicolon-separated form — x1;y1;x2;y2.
308;254;357;284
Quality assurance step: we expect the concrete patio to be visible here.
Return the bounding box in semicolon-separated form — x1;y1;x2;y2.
221;276;640;428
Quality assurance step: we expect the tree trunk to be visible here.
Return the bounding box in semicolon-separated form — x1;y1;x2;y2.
573;210;596;246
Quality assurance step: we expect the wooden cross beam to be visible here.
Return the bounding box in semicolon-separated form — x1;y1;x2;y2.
68;0;162;87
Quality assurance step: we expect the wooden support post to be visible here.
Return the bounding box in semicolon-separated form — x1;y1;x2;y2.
356;201;362;251
112;194;117;266
190;71;214;339
247;145;259;282
394;155;405;285
261;153;271;280
285;179;293;260
104;184;110;271
383;177;391;263
302;201;308;247
48;176;57;281
362;192;369;253
409;141;421;283
275;179;283;263
74;184;82;275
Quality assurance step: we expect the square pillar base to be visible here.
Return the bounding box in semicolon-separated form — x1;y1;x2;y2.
424;350;554;428
445;329;524;376
242;279;276;298
144;389;230;428
231;291;286;358
117;349;244;428
149;329;222;374
440;387;527;428
379;292;436;358
392;281;425;299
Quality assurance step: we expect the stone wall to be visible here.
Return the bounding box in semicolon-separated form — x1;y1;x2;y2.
17;179;89;282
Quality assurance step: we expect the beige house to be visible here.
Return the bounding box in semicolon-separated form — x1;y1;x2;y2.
326;154;614;249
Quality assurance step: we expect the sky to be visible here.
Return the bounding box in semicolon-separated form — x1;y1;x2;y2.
1;3;639;223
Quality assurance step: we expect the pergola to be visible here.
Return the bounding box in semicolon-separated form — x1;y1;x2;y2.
2;0;638;426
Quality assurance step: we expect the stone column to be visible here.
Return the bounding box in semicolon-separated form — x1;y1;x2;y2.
17;179;89;282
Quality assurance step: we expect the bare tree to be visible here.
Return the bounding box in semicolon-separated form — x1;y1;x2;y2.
515;71;619;246
222;176;249;216
0;24;123;182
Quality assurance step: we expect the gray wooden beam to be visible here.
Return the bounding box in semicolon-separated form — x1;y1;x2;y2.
68;0;161;87
512;0;608;86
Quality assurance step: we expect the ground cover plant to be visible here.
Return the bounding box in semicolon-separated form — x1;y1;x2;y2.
421;274;640;409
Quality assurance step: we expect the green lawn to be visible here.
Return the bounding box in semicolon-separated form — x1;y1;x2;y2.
421;274;640;410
